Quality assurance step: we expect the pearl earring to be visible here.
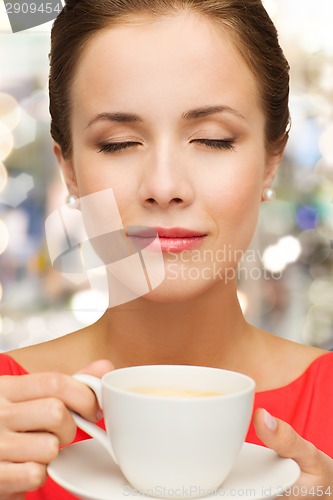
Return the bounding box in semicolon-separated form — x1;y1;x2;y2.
262;188;276;202
66;194;79;209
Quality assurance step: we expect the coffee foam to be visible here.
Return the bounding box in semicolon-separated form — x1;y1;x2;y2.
129;386;223;397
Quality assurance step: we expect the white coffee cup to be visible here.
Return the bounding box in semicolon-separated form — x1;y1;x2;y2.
73;365;255;499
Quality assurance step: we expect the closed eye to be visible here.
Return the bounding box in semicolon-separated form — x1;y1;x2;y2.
191;139;235;151
98;141;141;154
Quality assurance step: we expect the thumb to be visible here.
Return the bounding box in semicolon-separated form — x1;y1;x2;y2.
253;408;322;475
76;359;115;378
74;360;115;420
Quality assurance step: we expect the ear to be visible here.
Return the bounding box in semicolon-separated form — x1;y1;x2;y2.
262;149;284;192
53;142;79;198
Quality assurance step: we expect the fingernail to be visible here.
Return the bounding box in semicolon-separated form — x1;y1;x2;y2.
263;409;277;431
96;409;103;421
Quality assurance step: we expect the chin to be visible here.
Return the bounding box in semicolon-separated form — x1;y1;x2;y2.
141;274;220;304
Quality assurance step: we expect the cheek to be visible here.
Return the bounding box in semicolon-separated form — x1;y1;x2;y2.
204;161;263;248
205;164;262;212
72;154;137;209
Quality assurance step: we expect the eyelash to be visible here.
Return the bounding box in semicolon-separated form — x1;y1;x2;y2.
98;141;140;153
98;138;235;154
191;139;235;151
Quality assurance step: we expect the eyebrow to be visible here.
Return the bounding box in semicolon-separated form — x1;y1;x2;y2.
182;105;246;121
86;105;246;129
86;112;143;128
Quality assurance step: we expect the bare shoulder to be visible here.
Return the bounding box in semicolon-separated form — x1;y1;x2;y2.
8;328;91;374
271;334;327;361
254;329;328;391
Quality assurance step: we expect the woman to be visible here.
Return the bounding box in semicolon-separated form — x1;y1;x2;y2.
0;0;332;498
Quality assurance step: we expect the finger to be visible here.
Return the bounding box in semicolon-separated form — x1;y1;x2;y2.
253;408;329;474
0;462;46;494
0;373;100;422
75;359;115;416
0;494;26;500
76;359;115;377
0;398;76;444
0;432;59;464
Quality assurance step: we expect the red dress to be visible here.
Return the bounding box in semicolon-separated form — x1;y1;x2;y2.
0;351;332;499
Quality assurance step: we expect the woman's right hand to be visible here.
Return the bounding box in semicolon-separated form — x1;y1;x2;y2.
0;359;113;499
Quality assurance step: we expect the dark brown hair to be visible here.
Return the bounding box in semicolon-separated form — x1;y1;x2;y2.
49;0;290;159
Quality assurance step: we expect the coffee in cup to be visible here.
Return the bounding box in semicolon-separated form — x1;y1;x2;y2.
128;386;224;397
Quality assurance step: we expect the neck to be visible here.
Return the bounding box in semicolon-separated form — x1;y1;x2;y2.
93;279;255;370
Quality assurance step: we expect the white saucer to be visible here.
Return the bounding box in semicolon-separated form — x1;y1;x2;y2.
48;440;300;500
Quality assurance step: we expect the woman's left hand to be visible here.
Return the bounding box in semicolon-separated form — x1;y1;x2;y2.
253;408;333;499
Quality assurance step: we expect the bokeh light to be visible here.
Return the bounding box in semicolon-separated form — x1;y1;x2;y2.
303;305;332;346
0;219;9;255
12;109;37;149
26;316;48;338
21;90;50;123
262;236;302;274
299;229;331;266
70;290;106;326
0;92;21;130
237;290;249;315
0;123;14;161
0;162;8;192
296;205;318;231
309;279;333;312
319;124;333;163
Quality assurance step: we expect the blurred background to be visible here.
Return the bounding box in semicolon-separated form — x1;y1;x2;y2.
0;0;332;351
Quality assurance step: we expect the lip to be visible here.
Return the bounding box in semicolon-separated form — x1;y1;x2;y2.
127;227;207;253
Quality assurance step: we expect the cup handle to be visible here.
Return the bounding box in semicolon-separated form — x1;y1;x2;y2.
71;373;118;464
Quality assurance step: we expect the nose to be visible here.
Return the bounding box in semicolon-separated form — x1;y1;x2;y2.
137;147;194;210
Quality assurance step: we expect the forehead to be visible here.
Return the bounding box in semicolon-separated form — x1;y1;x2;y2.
71;12;262;125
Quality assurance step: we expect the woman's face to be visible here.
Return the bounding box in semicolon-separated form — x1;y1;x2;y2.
58;12;280;301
